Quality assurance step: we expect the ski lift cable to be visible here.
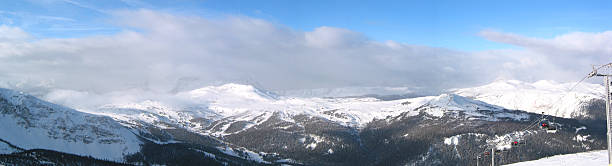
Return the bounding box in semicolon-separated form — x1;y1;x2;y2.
474;73;590;160
518;74;590;136
538;75;589;123
478;65;608;163
476;76;588;161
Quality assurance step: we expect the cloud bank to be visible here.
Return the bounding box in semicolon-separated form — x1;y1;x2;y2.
0;9;610;98
479;30;612;82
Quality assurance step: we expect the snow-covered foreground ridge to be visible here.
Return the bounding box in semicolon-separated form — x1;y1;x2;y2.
0;88;142;161
504;150;607;166
455;80;606;119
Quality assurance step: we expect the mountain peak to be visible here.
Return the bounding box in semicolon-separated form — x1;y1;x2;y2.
181;83;277;102
424;93;504;112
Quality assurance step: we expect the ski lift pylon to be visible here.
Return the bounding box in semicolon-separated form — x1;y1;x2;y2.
546;124;558;133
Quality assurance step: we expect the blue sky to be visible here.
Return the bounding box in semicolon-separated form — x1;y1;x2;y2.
1;0;611;51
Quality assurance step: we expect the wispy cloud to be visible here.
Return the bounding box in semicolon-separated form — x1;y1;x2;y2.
37;15;76;22
62;0;109;14
0;9;76;30
0;10;18;15
118;0;152;8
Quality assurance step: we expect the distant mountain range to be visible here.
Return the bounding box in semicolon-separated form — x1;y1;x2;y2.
0;80;608;165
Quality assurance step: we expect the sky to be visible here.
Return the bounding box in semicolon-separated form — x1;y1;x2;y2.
3;0;612;50
0;0;611;96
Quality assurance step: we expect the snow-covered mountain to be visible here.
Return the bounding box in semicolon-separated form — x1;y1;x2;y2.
454;80;606;120
0;81;606;165
88;84;529;138
67;83;561;165
0;88;142;161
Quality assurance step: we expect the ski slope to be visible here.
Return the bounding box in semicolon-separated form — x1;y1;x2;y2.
504;150;607;166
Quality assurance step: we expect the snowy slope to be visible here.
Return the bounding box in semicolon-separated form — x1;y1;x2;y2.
504;150;607;166
454;80;605;119
0;88;142;161
412;93;527;120
0;141;20;154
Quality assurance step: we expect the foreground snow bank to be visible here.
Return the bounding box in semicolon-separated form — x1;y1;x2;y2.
504;150;606;166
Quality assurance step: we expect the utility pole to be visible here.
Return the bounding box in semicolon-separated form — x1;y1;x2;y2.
491;148;495;166
588;63;612;166
607;75;611;166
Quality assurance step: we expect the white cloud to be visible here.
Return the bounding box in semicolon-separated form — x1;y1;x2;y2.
479;30;612;82
305;26;367;48
480;30;612;56
0;9;609;99
0;25;30;42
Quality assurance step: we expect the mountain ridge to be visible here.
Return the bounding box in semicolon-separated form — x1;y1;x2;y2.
454;79;606;120
0;80;607;165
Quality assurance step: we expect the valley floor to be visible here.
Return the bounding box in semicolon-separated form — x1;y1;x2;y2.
504;150;607;166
